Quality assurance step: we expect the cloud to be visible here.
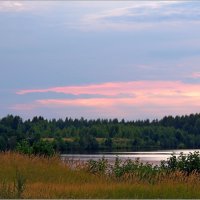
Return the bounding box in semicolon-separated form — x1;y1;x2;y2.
2;1;199;32
16;80;200;98
78;1;200;31
190;72;200;79
12;80;200;119
37;98;121;107
0;1;61;13
10;103;39;111
0;1;27;12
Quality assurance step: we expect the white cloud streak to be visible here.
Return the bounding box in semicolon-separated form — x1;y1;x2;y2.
77;1;200;31
0;1;27;12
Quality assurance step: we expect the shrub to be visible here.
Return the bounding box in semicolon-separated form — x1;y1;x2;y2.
87;157;109;174
16;140;55;157
16;140;33;156
87;156;160;183
161;151;200;174
32;140;55;157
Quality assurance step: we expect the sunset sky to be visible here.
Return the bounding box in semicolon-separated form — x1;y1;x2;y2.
1;1;200;120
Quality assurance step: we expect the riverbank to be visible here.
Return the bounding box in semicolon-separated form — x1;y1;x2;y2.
1;152;200;198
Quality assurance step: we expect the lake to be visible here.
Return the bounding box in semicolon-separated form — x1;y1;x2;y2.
61;149;200;165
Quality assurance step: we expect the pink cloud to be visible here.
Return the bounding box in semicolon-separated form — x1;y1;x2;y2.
190;72;200;79
13;80;200;119
37;98;116;107
9;103;39;111
16;80;200;98
35;95;200;108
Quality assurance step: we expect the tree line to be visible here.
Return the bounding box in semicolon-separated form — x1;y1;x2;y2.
1;114;200;153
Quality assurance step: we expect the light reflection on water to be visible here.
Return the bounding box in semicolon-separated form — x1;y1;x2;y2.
61;149;200;164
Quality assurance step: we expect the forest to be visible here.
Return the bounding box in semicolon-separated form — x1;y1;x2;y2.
1;113;200;154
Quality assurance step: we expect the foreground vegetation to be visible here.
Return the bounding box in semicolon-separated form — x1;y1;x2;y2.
1;113;200;153
1;151;200;198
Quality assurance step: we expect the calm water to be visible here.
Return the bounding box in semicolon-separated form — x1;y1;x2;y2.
61;149;200;165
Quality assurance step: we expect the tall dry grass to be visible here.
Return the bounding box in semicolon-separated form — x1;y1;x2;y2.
0;152;200;198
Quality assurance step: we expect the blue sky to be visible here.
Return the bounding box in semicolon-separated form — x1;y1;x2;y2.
1;1;200;120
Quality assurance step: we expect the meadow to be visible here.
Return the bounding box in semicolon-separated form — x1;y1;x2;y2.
1;152;200;198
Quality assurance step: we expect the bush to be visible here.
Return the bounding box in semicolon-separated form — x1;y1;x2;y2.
87;157;109;174
161;151;200;174
87;156;160;183
32;140;55;157
16;140;33;155
16;140;55;157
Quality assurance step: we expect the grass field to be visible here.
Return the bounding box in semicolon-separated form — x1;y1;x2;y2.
0;152;200;199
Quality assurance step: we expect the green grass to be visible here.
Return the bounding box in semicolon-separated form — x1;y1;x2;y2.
0;152;200;198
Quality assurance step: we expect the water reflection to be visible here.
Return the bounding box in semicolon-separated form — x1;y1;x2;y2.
61;149;200;164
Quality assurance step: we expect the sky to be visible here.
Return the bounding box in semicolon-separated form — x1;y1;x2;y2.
1;1;200;120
